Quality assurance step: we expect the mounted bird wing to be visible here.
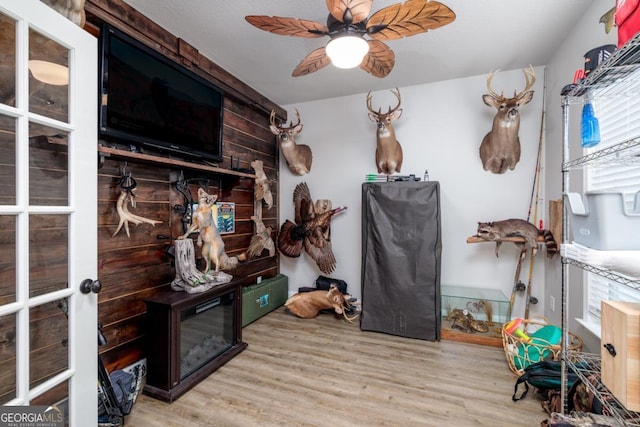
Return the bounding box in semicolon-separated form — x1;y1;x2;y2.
293;182;314;224
304;238;337;275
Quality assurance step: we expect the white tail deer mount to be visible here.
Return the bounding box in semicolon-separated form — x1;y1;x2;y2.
480;66;535;174
270;109;313;176
367;88;403;175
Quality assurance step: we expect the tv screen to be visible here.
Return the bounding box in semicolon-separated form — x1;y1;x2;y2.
99;25;224;163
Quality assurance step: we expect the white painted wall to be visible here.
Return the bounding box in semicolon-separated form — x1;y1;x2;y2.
544;1;617;352
278;2;620;343
279;67;548;319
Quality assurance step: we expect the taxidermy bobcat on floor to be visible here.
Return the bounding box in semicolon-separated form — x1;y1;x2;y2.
178;188;246;273
476;219;557;258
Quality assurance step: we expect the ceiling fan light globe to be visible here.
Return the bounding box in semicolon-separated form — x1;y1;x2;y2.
326;36;369;69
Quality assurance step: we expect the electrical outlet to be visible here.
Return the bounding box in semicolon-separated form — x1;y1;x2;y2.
257;276;262;284
550;295;555;312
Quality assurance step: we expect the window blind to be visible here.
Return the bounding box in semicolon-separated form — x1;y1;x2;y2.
583;67;640;329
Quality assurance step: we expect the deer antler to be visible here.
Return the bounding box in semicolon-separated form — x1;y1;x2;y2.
486;69;504;100
366;88;402;114
290;108;301;128
113;190;162;237
515;64;536;98
366;91;377;114
388;88;401;114
270;109;302;130
487;66;536;100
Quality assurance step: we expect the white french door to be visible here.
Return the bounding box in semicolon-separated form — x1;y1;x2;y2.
0;0;97;425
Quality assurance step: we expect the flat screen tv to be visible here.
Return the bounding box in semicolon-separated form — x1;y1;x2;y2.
98;24;224;163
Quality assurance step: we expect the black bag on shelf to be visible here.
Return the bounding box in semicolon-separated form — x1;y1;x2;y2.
314;275;348;295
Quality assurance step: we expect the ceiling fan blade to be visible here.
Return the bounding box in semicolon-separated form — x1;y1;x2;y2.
292;47;332;77
326;0;373;24
366;0;456;41
245;15;329;38
359;40;395;78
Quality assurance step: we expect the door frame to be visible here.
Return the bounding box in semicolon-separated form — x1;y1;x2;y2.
0;1;98;425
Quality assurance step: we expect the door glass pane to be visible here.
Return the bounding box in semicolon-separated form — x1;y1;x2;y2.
0;215;16;305
0;312;17;404
29;123;68;206
30;380;68;426
0;13;16;107
0;115;16;205
29;29;68;122
30;300;68;390
29;214;68;298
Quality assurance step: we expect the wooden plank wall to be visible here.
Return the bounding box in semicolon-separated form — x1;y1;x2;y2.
84;0;283;371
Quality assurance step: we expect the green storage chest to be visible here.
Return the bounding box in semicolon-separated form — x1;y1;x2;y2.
242;274;289;326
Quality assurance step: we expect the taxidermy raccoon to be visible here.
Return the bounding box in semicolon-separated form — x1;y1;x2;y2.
476;219;557;258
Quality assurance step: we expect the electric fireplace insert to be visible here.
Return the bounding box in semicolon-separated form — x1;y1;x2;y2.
143;282;247;402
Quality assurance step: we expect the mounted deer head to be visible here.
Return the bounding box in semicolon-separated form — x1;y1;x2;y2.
269;109;313;176
366;88;403;175
480;66;535;174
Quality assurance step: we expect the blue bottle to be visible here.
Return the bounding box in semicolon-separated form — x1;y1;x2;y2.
581;96;600;148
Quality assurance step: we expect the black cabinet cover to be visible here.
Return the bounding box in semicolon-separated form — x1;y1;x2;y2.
360;181;441;340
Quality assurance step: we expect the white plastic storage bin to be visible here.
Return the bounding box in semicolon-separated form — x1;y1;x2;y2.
564;191;640;250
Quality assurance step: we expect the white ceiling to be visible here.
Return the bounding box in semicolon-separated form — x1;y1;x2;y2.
121;0;601;106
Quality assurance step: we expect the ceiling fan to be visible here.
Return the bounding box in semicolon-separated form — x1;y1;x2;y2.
245;0;456;78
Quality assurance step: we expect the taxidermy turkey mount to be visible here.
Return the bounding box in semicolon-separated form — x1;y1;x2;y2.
278;182;346;274
245;0;456;78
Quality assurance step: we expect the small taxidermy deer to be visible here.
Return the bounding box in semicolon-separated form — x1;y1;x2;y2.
480;66;535;174
269;109;313;176
285;284;356;321
367;88;403;175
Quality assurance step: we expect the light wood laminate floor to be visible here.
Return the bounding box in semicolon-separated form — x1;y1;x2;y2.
126;306;547;426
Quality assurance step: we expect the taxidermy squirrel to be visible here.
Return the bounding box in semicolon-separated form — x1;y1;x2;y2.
476;219;557;258
178;188;246;273
251;159;273;209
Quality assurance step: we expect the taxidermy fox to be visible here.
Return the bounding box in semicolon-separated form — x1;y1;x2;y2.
178;188;246;273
